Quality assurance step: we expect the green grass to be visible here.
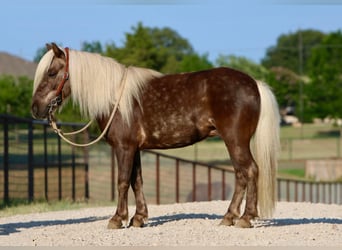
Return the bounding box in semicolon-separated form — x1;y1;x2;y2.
280;123;341;139
278;168;306;178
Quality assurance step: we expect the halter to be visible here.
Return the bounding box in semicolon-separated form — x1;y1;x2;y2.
47;47;70;114
56;47;70;97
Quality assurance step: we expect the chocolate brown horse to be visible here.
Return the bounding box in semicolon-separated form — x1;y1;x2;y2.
31;43;280;228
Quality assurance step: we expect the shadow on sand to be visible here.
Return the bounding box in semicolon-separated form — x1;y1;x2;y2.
148;213;342;228
0;215;109;235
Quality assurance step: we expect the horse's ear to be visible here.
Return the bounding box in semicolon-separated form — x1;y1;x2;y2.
50;42;65;59
46;43;52;51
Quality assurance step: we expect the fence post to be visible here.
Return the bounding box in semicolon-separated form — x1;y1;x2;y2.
83;129;89;200
28;121;34;202
176;159;180;203
337;136;340;158
192;163;196;201
221;170;225;200
289;138;293;160
71;128;76;202
208;167;212;201
3;116;9;203
43;125;49;201
286;179;290;201
58;133;62;200
111;147;116;201
156;154;160;205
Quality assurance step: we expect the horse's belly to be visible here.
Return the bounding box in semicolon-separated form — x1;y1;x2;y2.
139;118;216;149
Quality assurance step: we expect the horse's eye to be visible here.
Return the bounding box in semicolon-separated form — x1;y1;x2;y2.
48;70;58;77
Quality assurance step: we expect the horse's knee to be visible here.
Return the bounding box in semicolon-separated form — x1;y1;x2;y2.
118;182;130;193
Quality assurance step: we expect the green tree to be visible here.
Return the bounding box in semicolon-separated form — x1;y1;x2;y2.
33;46;48;63
81;41;104;54
0;75;33;117
215;54;303;115
265;67;304;112
262;29;325;75
177;53;213;72
105;22;195;73
306;30;342;120
216;54;268;80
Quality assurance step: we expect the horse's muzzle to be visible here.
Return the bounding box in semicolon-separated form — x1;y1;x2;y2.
31;102;49;119
31;94;62;119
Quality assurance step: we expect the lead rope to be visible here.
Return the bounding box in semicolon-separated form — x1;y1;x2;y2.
49;67;128;147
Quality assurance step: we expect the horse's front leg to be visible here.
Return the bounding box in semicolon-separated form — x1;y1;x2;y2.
107;146;135;229
129;151;148;227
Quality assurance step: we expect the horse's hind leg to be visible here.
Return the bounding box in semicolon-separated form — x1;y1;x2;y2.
219;131;259;228
129;151;148;227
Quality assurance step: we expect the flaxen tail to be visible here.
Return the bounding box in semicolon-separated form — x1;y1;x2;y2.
251;80;280;218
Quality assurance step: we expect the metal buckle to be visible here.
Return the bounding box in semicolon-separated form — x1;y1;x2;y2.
47;94;63;124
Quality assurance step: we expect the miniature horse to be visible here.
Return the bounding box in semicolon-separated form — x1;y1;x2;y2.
31;43;280;228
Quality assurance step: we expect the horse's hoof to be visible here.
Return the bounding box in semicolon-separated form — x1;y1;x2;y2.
107;218;123;229
235;218;252;228
129;214;147;228
219;218;234;226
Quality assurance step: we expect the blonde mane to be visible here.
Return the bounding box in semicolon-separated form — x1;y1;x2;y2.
34;48;163;125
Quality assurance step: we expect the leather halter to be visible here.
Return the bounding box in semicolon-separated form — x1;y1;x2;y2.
47;47;70;119
55;47;70;97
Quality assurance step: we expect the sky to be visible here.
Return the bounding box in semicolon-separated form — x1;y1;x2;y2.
1;0;342;64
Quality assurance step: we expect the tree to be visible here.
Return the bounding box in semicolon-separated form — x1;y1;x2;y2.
33;46;48;63
81;41;103;54
0;75;33;117
305;30;342;120
265;67;304;113
262;29;325;75
105;22;195;73
216;54;268;80
215;54;304;115
177;53;213;72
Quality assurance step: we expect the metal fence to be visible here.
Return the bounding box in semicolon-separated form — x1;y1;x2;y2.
277;177;341;204
1;114;341;206
0;114;89;203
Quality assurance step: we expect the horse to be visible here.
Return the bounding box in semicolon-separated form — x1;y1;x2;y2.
31;43;280;229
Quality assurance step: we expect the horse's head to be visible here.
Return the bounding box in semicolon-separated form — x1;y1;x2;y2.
31;43;71;120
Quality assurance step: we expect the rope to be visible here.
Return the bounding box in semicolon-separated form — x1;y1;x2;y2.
62;120;93;136
49;66;128;147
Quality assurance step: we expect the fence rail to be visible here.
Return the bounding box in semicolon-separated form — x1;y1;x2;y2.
1;114;341;206
1;114;89;203
142;149;235;204
277;177;341;204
